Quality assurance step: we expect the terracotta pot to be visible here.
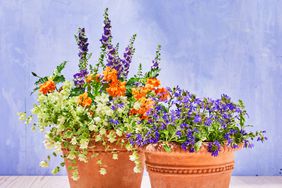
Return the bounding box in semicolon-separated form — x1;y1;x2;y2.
144;143;239;188
63;142;144;188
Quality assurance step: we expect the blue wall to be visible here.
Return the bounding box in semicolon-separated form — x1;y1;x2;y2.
0;0;281;176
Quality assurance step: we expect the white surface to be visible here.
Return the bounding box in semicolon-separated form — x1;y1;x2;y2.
0;176;282;188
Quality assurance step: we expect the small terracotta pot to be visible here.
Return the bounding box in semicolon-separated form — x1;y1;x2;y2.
63;142;144;188
144;143;239;188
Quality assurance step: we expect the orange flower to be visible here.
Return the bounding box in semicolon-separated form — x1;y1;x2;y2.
145;78;161;90
155;87;169;101
85;75;93;83
103;66;118;84
78;92;92;107
85;74;101;83
39;80;56;95
130;97;155;119
106;81;126;97
132;87;148;100
95;74;101;82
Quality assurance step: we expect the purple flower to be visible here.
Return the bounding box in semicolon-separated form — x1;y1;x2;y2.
176;130;182;138
160;123;167;130
204;117;212;126
135;134;143;146
181;143;187;150
122;34;136;78
76;28;89;70
105;44;124;78
126;133;132;139
180;123;188;129
100;9;112;46
73;69;88;87
221;94;231;101
111;105;117;110
110;119;119;125
194;115;201;124
243;140;254;148
208;141;221;157
150;45;161;71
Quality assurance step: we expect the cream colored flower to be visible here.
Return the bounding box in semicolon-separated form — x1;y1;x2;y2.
39;160;49;168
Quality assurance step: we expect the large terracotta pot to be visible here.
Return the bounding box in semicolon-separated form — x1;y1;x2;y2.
144;143;238;188
63;142;144;188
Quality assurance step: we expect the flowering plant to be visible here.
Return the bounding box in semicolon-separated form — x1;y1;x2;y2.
18;9;168;180
128;86;267;156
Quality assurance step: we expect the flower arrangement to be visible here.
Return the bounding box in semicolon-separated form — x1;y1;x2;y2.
128;86;267;155
18;8;168;181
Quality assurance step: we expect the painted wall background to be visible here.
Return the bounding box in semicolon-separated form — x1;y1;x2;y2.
0;0;281;176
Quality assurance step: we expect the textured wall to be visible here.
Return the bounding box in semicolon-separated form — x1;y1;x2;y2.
0;0;281;176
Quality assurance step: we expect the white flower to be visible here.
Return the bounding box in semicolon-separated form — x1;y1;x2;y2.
78;153;87;163
71;170;79;181
37;94;46;103
117;108;124;113
67;152;76;160
62;81;73;91
99;168;107;175
129;153;137;161
31;106;40;114
39;161;49;168
95;135;102;142
70;137;77;145
107;133;116;143
94;117;101;123
95;93;109;104
79;139;89;149
58;116;65;125
133;102;141;110
119;96;127;102
133;166;141;173
89;124;97;131
43;136;54;149
112;153;118;160
116;129;123;137
54;143;61;153
99;128;106;135
18;112;27;121
105;109;113;116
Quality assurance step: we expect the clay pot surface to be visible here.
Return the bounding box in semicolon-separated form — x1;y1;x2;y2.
144;143;239;188
63;141;144;188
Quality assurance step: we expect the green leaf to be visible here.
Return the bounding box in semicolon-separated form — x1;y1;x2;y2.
31;72;40;77
35;77;48;85
70;87;84;97
55;61;67;75
53;75;65;83
163;144;171;152
145;69;160;78
194;141;202;151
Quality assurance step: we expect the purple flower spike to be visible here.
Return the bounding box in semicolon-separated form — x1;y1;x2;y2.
120;34;137;78
151;45;161;71
76;28;89;70
100;8;112;46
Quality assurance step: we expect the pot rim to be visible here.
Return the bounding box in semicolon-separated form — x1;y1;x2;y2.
140;142;242;154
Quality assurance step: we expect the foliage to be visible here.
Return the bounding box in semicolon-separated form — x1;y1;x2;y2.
127;86;267;157
18;9;166;180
